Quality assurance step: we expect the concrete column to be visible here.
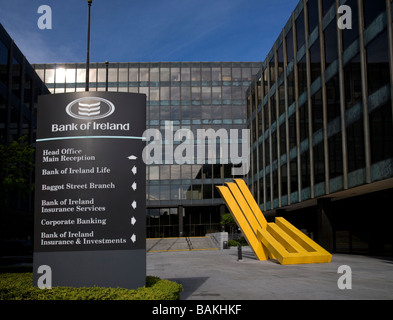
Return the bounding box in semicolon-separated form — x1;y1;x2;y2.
316;198;333;252
178;206;184;237
357;0;372;183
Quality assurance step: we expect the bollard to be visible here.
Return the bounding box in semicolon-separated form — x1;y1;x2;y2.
237;244;243;261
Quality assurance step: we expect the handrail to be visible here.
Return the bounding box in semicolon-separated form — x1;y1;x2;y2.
185;237;193;250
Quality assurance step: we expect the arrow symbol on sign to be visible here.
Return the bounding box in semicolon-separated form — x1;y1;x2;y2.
131;234;136;243
131;166;137;175
131;182;137;191
131;216;137;226
127;155;137;160
131;201;137;209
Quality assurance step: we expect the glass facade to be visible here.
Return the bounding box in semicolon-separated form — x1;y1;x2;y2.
34;62;260;237
0;24;49;145
0;24;50;251
247;0;393;256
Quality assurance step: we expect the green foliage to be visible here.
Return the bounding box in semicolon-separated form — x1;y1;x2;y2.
0;273;183;300
228;239;240;247
0;136;35;206
228;237;248;247
220;213;235;227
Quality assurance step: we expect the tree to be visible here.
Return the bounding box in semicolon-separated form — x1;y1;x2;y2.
221;213;237;238
0;136;35;207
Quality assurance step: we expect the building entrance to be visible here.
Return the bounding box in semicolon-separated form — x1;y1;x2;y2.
146;205;222;238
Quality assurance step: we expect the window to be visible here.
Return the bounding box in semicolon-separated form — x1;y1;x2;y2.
270;95;276;124
232;68;242;81
324;20;338;67
279;85;285;116
202;87;211;103
344;53;362;110
181;87;190;100
119;68;128;82
192;87;201;100
326;75;340;123
129;68;138;82
314;142;325;185
347;119;365;173
65;69;76;83
222;86;231;100
171;105;180;120
45;68;55;84
342;0;359;51
171;68;180;81
191;68;201;81
287;70;295;106
296;10;305;50
108;68;117;82
369;102;393;164
161;87;170;100
97;68;106;83
299;104;308;143
202;68;211;82
160;68;170;81
310;40;321;83
322;0;335;16
171;86;180;101
222;68;231;81
76;68;85;83
290;159;298;196
269;57;275;88
55;68;65;83
297;55;307;96
307;0;319;34
286;28;294;63
150;87;159;101
140;68;149;81
0;40;8;84
363;0;386;29
311;89;323;132
301;150;311;190
277;43;284;79
181;67;190;81
328;131;343;179
281;164;288;197
280;122;286;157
149;166;159;180
212;87;221;100
150;67;159;82
212;68;221;81
366;30;390;95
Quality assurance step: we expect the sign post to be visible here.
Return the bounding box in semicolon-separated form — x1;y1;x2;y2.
33;92;146;289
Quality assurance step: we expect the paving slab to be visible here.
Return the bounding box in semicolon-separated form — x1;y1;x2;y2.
147;246;393;300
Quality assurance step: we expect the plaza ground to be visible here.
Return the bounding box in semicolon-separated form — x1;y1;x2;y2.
147;247;393;300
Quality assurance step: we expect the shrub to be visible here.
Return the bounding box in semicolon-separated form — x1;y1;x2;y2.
228;239;240;247
228;238;248;247
0;273;183;300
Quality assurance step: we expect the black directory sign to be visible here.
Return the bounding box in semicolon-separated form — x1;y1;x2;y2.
33;92;146;289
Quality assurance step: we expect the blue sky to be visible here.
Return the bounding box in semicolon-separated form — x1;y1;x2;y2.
0;0;299;63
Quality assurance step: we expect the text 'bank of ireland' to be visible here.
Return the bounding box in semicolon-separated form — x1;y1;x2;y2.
33;92;147;290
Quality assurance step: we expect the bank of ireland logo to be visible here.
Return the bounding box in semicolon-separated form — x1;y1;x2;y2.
66;97;115;120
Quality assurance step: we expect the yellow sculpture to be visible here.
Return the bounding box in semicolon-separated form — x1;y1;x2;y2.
217;179;332;265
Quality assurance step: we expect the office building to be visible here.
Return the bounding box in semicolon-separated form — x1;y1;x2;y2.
33;61;260;238
0;23;50;252
247;0;393;256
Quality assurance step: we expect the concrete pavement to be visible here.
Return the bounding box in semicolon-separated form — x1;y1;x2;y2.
147;246;393;300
